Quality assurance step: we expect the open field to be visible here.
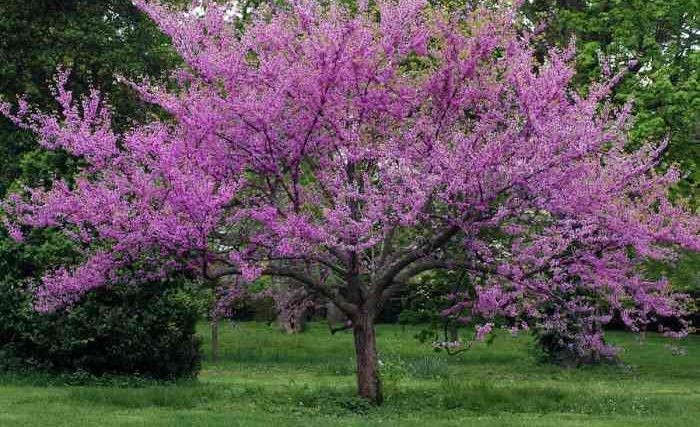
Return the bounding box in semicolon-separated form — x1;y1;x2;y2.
0;322;698;426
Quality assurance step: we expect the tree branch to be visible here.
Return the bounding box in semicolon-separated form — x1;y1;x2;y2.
204;262;358;317
376;225;460;291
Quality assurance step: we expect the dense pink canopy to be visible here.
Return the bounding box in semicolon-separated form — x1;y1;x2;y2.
2;0;698;361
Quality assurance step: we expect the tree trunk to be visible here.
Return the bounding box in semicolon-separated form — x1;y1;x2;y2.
211;317;220;363
449;323;459;342
352;315;383;405
279;307;308;334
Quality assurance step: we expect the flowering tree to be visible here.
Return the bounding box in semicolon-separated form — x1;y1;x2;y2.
2;0;698;404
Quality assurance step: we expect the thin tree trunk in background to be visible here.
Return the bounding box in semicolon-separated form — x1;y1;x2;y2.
211;316;220;363
279;306;308;334
449;323;459;342
352;315;383;405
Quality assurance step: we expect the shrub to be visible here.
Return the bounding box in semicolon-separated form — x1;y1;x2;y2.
0;277;201;380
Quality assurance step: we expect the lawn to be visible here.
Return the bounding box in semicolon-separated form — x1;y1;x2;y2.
0;322;698;426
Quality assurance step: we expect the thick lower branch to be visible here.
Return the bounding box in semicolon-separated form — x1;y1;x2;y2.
204;262;359;317
376;225;460;291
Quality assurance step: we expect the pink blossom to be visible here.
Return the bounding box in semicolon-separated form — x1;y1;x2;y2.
2;218;23;242
475;323;494;341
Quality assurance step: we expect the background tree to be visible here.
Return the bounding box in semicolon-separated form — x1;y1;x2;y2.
522;0;699;170
2;0;698;404
0;0;203;377
0;0;182;188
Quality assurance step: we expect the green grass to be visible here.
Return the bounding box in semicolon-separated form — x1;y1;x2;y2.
0;322;698;426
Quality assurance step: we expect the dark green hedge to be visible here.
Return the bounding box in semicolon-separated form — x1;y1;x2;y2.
0;277;201;380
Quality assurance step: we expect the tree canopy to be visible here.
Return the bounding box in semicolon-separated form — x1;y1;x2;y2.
1;0;698;404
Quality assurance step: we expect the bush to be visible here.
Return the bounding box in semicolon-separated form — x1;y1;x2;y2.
0;277;201;380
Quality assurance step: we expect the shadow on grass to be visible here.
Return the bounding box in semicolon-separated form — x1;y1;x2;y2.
67;385;225;409
59;378;671;417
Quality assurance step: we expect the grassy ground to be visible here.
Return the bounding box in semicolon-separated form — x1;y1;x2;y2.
0;322;698;426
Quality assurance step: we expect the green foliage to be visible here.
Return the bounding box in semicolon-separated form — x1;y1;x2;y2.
522;0;700;203
645;250;700;294
398;270;469;325
0;277;201;379
0;0;182;194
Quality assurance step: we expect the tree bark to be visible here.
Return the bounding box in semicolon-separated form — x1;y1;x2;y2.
211;316;220;363
279;306;308;334
352;315;383;405
448;323;459;342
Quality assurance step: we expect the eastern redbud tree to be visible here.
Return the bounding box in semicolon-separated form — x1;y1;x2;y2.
2;0;698;404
